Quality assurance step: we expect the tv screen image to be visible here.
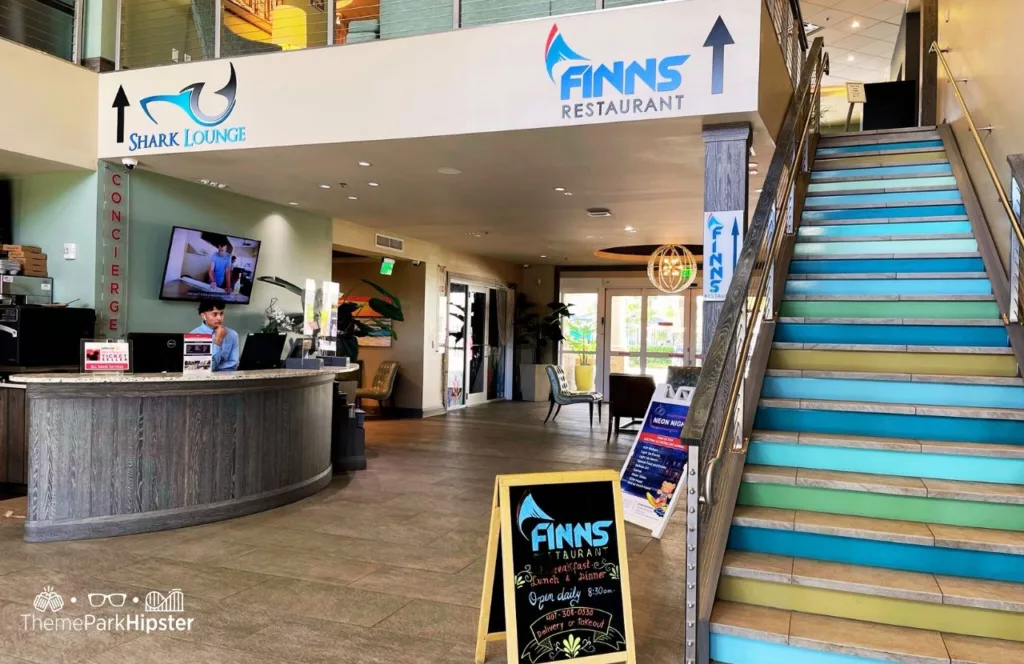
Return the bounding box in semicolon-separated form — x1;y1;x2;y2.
160;226;261;304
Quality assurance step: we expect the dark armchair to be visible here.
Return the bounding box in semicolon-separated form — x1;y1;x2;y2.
544;365;603;425
606;373;656;442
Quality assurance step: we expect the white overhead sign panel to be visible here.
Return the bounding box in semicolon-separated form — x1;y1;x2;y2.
97;0;761;158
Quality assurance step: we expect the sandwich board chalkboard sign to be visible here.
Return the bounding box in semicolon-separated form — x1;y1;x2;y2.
475;470;636;664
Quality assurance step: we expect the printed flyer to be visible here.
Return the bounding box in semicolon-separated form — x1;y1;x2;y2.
82;340;131;372
183;333;213;374
618;383;693;538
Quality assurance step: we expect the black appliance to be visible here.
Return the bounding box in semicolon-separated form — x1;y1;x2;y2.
0;306;96;367
239;332;287;370
128;332;185;373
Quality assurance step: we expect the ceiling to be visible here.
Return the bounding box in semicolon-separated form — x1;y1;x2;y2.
0;150;87;177
137;114;776;265
800;0;907;86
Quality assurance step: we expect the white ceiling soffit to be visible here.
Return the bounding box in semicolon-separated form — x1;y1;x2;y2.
800;0;907;86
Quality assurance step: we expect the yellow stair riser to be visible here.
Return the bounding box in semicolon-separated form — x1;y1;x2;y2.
768;349;1018;377
718;577;1024;643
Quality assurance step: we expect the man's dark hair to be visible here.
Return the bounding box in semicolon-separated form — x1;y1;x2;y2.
198;299;225;315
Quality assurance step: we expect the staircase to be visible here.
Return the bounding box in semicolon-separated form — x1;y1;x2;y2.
708;126;1024;663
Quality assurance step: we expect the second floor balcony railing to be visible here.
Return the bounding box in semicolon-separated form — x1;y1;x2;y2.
1;0;81;62
116;0;807;73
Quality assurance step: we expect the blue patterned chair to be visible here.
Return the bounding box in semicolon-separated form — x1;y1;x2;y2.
544;365;603;425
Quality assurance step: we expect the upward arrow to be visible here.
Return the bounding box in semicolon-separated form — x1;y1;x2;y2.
731;218;740;270
704;17;735;95
113;85;130;144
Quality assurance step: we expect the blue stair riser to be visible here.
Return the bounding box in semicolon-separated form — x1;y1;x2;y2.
773;324;1008;348
808;176;959;194
798;221;972;238
754;407;1024;446
811;163;953;180
789;257;985;274
748;442;1024;485
712;633;890;664
805;190;962;208
816;140;945;156
729;526;1024;583
762;376;1024;408
794;239;978;257
803;204;968;223
785;279;991;296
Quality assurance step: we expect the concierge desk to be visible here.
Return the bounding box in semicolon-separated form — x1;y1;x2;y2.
11;369;343;543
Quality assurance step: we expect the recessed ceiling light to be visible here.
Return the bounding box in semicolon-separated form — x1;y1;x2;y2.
465;231;488;237
851;20;860;28
358;161;371;167
847;54;855;62
319;184;331;189
438;167;462;175
748;162;758;168
563;191;573;196
199;179;209;185
348;196;358;200
749;169;759;175
624;225;636;232
540;255;547;258
288;202;299;206
367;182;379;187
585;235;604;240
553;187;566;192
217;183;228;189
755;188;763;193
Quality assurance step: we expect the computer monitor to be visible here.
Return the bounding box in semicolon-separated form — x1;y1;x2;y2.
128;332;184;373
239;332;288;371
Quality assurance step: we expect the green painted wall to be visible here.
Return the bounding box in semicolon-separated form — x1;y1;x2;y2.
126;171;332;338
12;171;99;307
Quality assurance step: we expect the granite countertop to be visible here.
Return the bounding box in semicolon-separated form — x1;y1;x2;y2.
11;366;357;384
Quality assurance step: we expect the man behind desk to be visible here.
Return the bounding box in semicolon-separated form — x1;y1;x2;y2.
192;300;239;371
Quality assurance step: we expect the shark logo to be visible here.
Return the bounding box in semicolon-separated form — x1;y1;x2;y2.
140;64;238;128
517;493;555;539
544;24;587;81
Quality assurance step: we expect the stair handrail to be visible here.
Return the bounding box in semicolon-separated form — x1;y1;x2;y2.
931;41;1024;323
681;37;827;664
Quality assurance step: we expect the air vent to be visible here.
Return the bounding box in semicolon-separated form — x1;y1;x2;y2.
586;208;613;218
374;233;405;252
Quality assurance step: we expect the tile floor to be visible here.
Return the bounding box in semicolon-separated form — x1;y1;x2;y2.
0;401;686;663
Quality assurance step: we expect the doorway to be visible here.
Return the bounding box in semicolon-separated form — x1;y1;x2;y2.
446;279;512;410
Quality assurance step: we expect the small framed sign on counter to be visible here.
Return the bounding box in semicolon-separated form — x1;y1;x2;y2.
81;339;131;373
183;333;213;374
475;469;636;664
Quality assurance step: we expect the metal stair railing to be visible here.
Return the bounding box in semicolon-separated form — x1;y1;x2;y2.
680;36;827;664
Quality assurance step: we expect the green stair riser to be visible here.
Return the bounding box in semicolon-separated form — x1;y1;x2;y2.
768;349;1018;377
738;483;1024;531
779;300;1001;319
717;577;1024;643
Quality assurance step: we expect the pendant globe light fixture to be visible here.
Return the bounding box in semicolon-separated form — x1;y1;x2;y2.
647;244;698;293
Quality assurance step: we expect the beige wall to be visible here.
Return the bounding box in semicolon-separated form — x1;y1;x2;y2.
332;259;427;411
937;0;1024;268
332;218;521;413
0;40;97;171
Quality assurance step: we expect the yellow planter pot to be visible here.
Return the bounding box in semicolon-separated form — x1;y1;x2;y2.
574;364;595;392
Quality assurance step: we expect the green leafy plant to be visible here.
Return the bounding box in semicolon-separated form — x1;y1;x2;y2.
336;279;405;362
513;293;573;364
565;318;596;365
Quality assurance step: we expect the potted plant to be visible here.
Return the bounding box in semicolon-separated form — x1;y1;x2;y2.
514;294;573;401
566;319;596;392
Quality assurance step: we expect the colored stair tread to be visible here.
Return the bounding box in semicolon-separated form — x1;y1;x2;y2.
796;468;928;496
934;575;1024;612
788;613;952;664
760;377;1024;410
814;150;948;169
767;369;1023;386
760;397;1024;422
789;257;986;274
927;523;1024;555
772;326;1008;348
752;429;921;452
807;176;959;193
717;576;1024;642
710;633;924;664
709;600;791;644
732;505;796;530
804;190;963;208
921;478;1024;505
766;349;1018;378
798;220;972;236
743;464;798;485
809;164;953;181
942;633;1024;664
920;439;1024;459
722;550;794;583
802;204;968;223
779;300;1001;320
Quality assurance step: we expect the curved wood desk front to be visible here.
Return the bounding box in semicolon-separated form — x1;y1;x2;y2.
12;368;352;543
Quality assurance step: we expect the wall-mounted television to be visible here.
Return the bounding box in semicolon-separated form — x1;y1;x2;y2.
159;226;262;304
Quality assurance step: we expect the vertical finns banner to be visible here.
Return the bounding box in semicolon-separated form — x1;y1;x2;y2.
703;210;744;301
618;383;694;538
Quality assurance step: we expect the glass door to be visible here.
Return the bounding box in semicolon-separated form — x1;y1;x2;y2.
446;283;469;409
466;286;489;406
603;288;690;386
